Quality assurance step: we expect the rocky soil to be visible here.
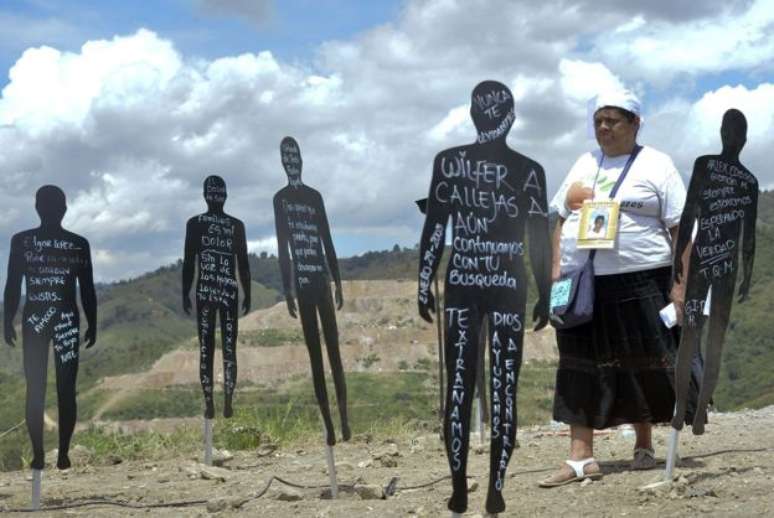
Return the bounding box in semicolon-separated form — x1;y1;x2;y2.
1;406;772;517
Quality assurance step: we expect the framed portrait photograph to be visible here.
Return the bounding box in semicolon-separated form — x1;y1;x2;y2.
577;200;619;249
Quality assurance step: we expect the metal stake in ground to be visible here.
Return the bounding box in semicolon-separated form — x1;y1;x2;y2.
323;422;338;498
664;427;680;481
203;418;213;466
31;469;41;511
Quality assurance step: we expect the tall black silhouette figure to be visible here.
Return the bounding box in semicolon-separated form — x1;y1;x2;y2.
273;136;349;446
417;80;551;515
3;185;97;470
671;109;758;435
183;175;251;419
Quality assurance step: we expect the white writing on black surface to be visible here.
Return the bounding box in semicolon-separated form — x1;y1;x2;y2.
281;141;302;186
53;311;78;363
445;307;468;472
419;223;444;304
197;214;238;305
433;152;547;292
21;237;84;333
684;158;754;326
283;200;324;288
473;88;516;144
490;316;519;490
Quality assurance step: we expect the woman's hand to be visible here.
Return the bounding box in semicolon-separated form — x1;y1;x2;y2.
669;280;685;326
565;182;593;211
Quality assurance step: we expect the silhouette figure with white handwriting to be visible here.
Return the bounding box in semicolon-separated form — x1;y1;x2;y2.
273;136;350;446
417;80;551;515
4;185;97;470
183;175;250;419
671;109;758;435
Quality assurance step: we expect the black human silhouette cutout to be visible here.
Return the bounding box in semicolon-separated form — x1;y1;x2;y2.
3;185;97;471
273;136;349;446
183;175;251;419
417;80;551;515
671;109;758;435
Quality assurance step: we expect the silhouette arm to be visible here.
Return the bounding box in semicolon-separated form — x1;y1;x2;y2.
3;235;23;347
235;220;251;315
525;164;551;331
273;195;296;317
739;183;758;302
182;219;196;315
317;193;343;308
673;159;703;283
417;154;449;323
78;241;98;348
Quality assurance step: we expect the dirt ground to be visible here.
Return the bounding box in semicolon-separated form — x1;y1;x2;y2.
1;406;772;517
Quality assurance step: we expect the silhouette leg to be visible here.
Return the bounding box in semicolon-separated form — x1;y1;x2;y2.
318;288;349;441
671;325;702;430
220;304;238;418
53;312;80;469
299;299;336;445
692;279;734;435
197;304;217;418
22;333;49;470
672;273;709;430
485;310;524;515
443;297;481;514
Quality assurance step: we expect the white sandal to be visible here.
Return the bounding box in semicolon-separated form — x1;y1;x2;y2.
539;457;602;487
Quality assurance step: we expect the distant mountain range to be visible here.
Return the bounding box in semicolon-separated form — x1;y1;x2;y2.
1;191;773;431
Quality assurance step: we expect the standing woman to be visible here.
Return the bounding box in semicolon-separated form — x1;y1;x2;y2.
540;90;688;486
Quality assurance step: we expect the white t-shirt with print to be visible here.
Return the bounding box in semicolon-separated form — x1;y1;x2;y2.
550;146;686;276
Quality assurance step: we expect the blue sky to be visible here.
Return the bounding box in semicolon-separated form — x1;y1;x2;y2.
0;0;402;85
1;0;773;281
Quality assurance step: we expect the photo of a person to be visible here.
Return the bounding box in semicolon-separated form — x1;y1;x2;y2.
587;213;607;238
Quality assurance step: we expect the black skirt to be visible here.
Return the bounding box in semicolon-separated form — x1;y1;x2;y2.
552;266;700;429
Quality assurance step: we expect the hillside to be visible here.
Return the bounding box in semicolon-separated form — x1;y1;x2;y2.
714;190;774;408
0;191;773;469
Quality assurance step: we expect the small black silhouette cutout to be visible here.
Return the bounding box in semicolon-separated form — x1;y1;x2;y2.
4;185;97;470
183;175;251;419
273;137;349;446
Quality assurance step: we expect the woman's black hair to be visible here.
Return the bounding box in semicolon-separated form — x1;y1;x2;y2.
611;107;637;123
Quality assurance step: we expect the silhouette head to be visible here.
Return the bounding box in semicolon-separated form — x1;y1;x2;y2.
203;175;227;209
35;185;66;227
280;136;302;183
470;80;515;144
720;108;747;155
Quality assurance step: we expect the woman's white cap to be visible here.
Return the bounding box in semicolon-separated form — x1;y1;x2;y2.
586;88;643;138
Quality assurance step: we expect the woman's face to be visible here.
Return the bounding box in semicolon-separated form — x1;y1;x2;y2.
594;107;639;157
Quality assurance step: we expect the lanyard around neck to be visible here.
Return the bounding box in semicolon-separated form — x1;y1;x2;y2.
587;144;642;262
591;145;643;199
